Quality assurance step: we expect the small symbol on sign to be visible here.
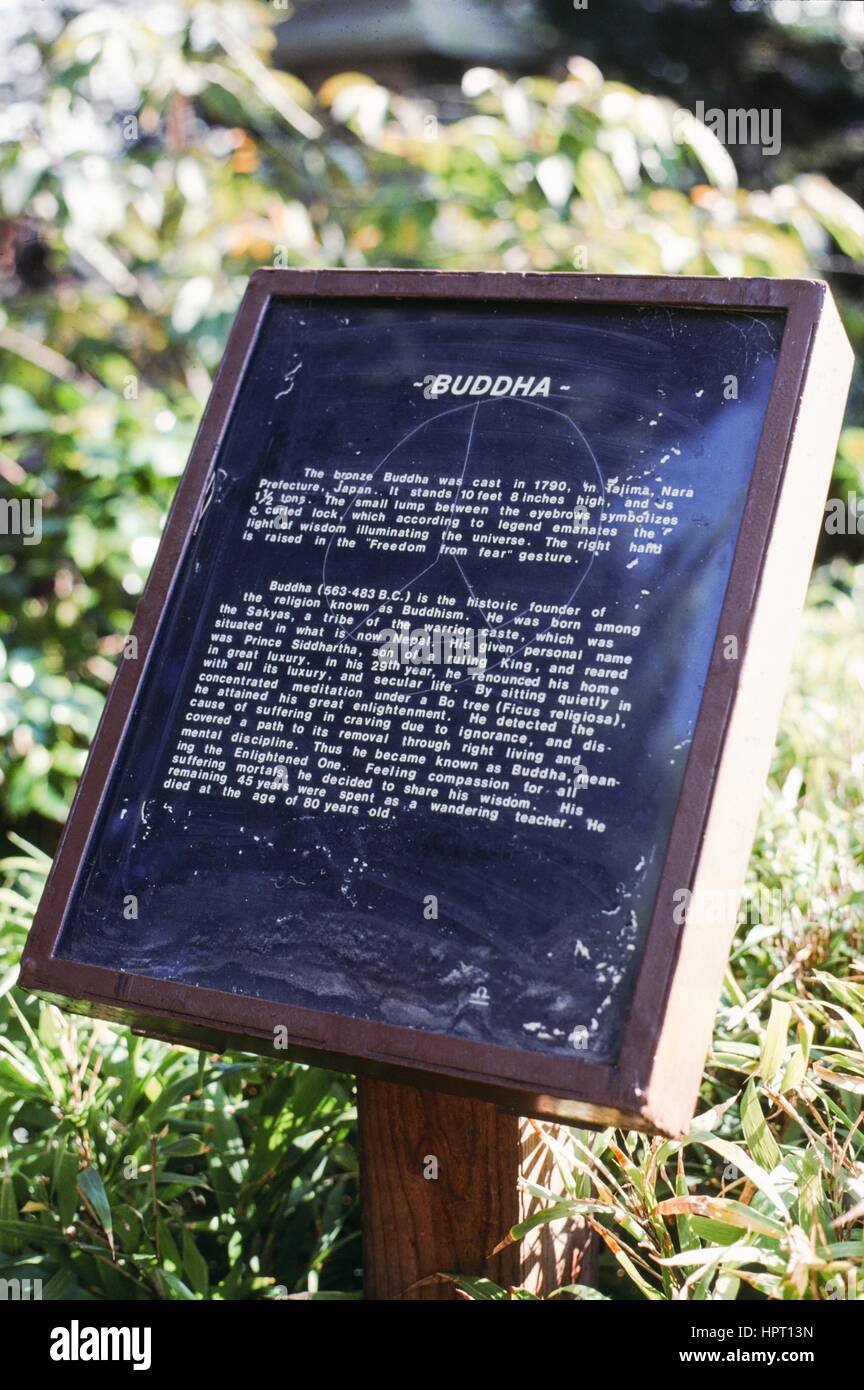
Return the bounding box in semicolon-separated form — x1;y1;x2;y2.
468;985;490;1007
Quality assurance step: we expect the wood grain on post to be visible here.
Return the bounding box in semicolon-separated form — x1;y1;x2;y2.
358;1075;594;1300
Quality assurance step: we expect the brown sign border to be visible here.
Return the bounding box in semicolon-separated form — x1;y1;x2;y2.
19;270;853;1133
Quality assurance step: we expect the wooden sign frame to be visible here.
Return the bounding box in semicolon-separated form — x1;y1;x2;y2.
19;270;852;1135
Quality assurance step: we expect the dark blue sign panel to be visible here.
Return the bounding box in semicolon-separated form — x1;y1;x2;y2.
57;299;782;1063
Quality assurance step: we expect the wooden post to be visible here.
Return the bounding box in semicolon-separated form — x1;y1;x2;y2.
358;1076;595;1300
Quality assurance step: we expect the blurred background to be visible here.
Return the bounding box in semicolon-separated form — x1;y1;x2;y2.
0;1;863;1304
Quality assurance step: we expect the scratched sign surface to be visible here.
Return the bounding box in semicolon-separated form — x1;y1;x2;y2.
57;299;783;1062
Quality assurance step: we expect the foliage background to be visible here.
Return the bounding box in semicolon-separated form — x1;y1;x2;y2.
0;0;862;1299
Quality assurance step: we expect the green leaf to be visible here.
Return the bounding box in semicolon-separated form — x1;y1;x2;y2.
181;1228;210;1297
53;1149;79;1227
449;1275;511;1300
658;1195;784;1238
161;1270;197;1300
759;1000;791;1082
690;1217;744;1246
740;1081;782;1174
76;1166;113;1251
798;1149;824;1236
779;1046;808;1096
0;1171;21;1256
688;1133;788;1217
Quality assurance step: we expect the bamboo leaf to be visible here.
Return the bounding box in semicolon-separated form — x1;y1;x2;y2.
779;1045;808;1096
687;1133;788;1217
759;999;791;1081
812;1063;864;1095
657;1195;784;1238
740;1080;782;1173
76;1167;113;1253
